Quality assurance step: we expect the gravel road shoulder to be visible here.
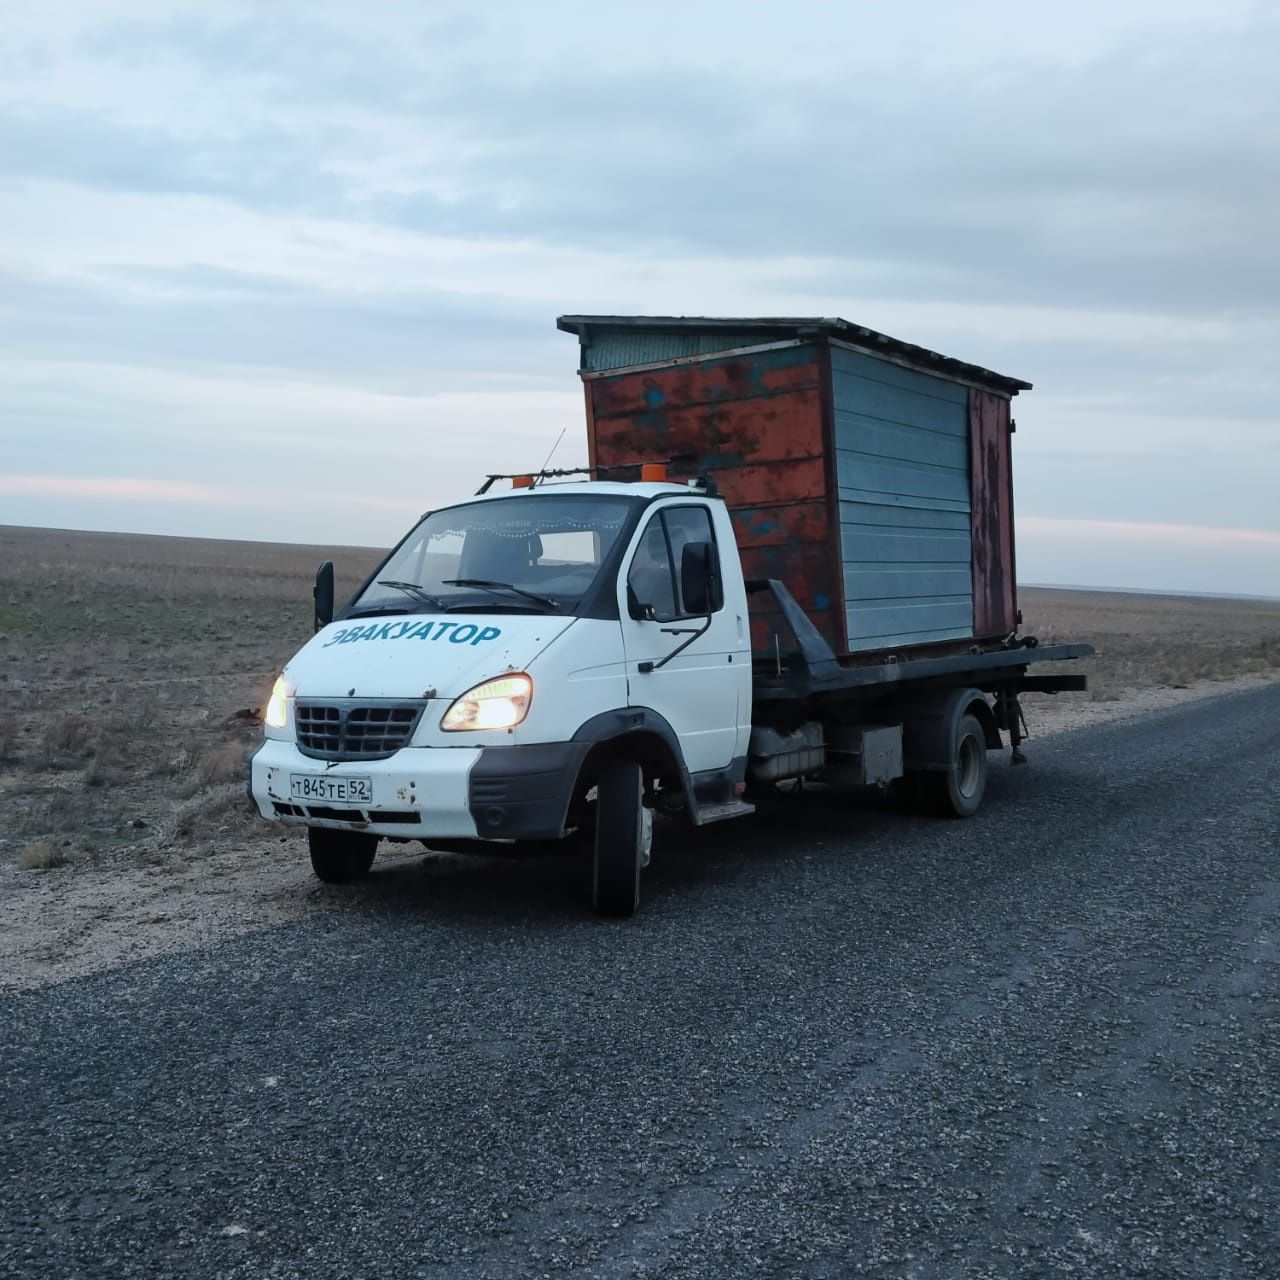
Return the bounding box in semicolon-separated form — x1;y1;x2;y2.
2;681;1277;1278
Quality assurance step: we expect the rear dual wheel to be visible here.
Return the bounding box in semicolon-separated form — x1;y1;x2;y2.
592;758;653;918
903;712;989;819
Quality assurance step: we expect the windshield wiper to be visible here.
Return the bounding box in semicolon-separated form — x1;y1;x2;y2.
376;579;448;609
444;578;559;610
344;604;430;620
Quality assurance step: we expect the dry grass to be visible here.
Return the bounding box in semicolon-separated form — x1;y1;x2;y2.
17;841;69;871
172;786;259;840
40;714;94;764
1019;587;1280;702
195;741;249;787
82;753;124;790
0;524;381;867
1;524;1276;870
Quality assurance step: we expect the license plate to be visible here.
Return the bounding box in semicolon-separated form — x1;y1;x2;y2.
289;774;373;804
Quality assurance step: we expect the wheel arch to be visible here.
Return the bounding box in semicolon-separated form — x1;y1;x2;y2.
570;707;694;814
900;686;1000;772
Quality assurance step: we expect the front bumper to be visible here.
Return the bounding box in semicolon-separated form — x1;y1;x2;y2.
248;738;588;842
250;738;483;839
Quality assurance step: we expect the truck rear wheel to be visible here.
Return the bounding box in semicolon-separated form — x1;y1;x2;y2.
308;828;378;883
919;712;988;819
592;758;648;917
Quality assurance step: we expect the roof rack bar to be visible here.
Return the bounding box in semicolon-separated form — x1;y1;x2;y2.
474;456;702;495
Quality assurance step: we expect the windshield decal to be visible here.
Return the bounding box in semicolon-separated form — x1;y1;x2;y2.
324;621;502;647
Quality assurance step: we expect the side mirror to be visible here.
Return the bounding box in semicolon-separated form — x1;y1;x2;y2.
679;541;718;616
313;561;335;632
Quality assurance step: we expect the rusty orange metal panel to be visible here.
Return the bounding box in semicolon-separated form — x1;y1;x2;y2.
740;540;838;658
587;346;825;478
586;343;844;656
969;389;1017;636
731;502;829;549
589;344;822;417
583;379;599;472
750;608;837;658
734;504;836;657
591;392;826;474
716;459;827;508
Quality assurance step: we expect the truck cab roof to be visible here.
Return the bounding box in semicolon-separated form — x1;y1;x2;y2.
467;479;715;504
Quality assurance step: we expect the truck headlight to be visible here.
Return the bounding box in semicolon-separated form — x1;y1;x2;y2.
265;675;292;729
440;674;532;732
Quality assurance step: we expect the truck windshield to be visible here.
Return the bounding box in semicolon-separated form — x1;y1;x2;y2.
348;494;637;616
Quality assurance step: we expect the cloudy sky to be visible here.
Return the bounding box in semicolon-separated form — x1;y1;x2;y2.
2;0;1277;595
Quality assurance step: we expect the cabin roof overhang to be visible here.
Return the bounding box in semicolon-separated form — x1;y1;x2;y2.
557;314;1031;395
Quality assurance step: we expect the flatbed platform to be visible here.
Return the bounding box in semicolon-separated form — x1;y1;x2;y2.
747;579;1093;707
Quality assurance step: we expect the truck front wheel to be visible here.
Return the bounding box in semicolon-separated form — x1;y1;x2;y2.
592;758;649;917
308;828;378;883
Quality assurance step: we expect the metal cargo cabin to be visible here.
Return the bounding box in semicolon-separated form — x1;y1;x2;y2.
557;314;1026;662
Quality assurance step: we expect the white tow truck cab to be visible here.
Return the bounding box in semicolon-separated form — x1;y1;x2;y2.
251;477;759;914
251;313;1093;915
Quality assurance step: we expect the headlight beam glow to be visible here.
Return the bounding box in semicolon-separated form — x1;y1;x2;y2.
440;673;532;732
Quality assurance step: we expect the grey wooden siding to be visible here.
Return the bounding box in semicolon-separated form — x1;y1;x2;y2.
832;346;974;651
581;331;768;373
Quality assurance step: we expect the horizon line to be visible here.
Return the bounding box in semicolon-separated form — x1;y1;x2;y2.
4;522;1278;605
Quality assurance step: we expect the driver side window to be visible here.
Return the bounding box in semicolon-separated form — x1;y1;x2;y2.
626;518;678;622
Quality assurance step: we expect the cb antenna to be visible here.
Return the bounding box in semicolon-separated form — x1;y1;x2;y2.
536;427;567;479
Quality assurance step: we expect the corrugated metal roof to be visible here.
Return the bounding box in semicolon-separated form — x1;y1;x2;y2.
557;314;1031;394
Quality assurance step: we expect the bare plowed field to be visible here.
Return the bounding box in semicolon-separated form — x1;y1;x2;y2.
3;523;1277;989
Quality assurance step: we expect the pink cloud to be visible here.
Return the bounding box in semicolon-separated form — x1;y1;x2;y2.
1018;516;1280;549
0;473;420;513
0;474;261;505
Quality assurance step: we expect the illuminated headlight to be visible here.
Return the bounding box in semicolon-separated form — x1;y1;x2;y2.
440;674;532;732
265;675;292;729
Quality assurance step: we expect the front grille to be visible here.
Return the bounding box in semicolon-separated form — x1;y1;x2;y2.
295;700;425;761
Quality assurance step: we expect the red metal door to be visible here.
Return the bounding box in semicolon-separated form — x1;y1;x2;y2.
969;390;1017;637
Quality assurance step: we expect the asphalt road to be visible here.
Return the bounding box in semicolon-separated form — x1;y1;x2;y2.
3;685;1279;1279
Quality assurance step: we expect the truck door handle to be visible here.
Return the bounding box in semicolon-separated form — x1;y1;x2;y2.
638;614;713;673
